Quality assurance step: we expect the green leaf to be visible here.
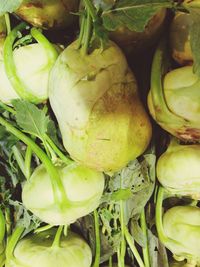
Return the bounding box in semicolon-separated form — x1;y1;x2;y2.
9;200;41;236
47;119;64;151
0;0;22;16
12;100;50;140
186;8;200;76
101;0;173;31
130;219;146;247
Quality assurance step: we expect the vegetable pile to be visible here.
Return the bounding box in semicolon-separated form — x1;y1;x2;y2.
0;1;199;267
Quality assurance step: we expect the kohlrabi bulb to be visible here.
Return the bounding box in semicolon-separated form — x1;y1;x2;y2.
5;229;92;267
109;8;166;56
148;64;200;141
170;260;192;267
15;0;79;29
156;141;200;199
22;164;104;225
163;206;200;264
0;43;59;104
49;40;152;172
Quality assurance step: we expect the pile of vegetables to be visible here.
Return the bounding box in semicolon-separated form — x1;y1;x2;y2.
0;0;199;266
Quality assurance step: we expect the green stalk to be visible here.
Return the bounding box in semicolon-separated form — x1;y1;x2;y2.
24;146;32;179
30;28;58;65
3;23;41;103
5;208;12;236
92;210;100;267
0;115;70;209
109;257;112;267
4;13;11;34
151;39;186;126
64;225;68;237
34;224;53;234
140;210;150;267
44;134;73;165
81;9;92;56
119;202;125;267
83;0;98;21
155;187;170;244
117;247;122;267
51;226;63;248
6;227;24;260
0;210;5;243
12;145;26;178
124;227;145;267
77;14;86;49
0;101;16;115
119;175;126;267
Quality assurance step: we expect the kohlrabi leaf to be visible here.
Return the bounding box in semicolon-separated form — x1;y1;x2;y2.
101;0;173;31
9;200;41;237
0;0;22;16
12;100;50;140
186;8;200;76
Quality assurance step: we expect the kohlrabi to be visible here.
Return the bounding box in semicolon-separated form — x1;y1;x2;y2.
156;139;200;199
15;0;79;29
170;260;196;267
5;228;92;267
163;206;200;266
49;2;152;172
156;187;200;267
0;23;58;104
148;40;200;141
0;113;104;226
22;163;104;225
109;8;166;56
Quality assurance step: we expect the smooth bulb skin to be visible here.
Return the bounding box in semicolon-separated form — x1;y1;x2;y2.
22;164;105;225
5;230;92;267
49;40;152;172
0;43;58;104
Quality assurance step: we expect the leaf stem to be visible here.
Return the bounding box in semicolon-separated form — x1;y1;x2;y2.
0;101;16;115
3;23;40;103
64;225;68;237
155;187;170;244
5;208;12;236
11;145;26;178
81;9;92;55
51;226;63;248
119;202;125;267
83;0;98;21
6;227;24;260
24;146;32;179
77;13;86;49
0;209;5;243
44;134;73;165
140;209;150;267
34;224;53;233
4;13;11;34
92;210;100;267
0;115;70;210
30;27;58;65
124;227;145;267
119;174;126;267
109;257;112;267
